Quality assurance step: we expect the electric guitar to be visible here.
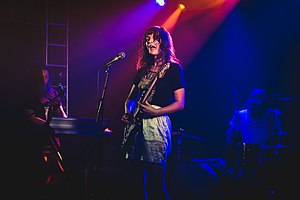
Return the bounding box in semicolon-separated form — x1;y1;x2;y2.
121;63;170;152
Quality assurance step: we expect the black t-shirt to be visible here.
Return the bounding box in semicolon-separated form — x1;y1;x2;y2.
133;62;185;108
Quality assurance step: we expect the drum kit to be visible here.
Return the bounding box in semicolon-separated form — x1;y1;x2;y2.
231;142;296;172
232;91;297;168
170;92;297;168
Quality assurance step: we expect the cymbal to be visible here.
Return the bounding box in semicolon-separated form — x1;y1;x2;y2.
272;93;296;101
172;132;205;141
261;144;295;149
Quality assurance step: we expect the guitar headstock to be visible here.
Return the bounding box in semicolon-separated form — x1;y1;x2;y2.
158;63;170;79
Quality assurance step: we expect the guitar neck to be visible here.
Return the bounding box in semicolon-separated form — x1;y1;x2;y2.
132;63;170;120
137;75;159;110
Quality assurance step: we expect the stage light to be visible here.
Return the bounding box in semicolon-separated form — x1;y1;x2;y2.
179;3;185;10
162;3;185;32
156;0;165;7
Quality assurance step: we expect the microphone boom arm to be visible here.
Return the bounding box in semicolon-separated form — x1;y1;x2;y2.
96;52;125;126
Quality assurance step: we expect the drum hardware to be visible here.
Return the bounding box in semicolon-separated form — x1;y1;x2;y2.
242;142;246;160
171;128;206;164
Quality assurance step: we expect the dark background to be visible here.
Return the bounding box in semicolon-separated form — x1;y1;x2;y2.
2;0;299;161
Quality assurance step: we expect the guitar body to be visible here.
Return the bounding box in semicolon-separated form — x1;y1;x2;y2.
121;119;142;154
121;63;170;154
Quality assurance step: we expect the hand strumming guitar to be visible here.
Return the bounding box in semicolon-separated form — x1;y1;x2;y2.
138;101;159;116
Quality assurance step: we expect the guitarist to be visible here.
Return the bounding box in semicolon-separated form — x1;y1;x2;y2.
22;64;68;198
121;26;185;200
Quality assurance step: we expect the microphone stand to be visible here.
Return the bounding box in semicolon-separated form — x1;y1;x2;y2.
96;63;113;130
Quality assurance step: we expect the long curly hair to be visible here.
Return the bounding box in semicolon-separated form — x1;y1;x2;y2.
136;26;181;70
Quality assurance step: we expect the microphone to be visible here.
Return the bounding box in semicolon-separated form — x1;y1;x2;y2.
104;52;126;66
57;83;66;98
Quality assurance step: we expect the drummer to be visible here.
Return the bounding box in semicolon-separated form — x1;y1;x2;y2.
225;88;287;167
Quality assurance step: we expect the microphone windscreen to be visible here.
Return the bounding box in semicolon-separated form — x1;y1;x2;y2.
119;52;126;59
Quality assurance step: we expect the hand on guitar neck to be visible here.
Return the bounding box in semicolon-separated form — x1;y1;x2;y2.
121;112;133;124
